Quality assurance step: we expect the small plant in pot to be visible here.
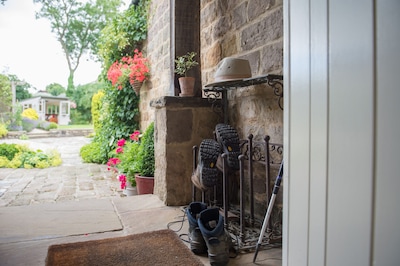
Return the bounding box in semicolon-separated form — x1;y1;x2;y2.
135;122;155;195
174;51;199;97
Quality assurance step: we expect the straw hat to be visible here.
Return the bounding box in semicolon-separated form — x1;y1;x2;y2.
205;57;251;87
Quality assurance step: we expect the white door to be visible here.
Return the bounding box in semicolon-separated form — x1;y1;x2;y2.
58;101;70;125
283;0;400;265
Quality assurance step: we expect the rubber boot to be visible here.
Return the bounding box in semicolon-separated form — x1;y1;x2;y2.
198;208;231;266
186;202;208;254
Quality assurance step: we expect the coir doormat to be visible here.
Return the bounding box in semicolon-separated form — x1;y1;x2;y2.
45;229;203;266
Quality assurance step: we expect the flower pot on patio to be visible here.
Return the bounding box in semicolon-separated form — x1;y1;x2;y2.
135;174;154;195
123;182;138;196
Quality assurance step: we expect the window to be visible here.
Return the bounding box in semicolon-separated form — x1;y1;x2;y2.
61;102;69;115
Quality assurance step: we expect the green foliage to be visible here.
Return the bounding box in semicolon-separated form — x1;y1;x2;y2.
0;123;8;138
137;122;154;177
0;74;12;113
38;121;58;131
22;118;39;132
68;82;105;124
91;90;104;134
22;108;39;120
174;52;199;77
118;141;140;185
0;143;62;169
93;84;140;163
80;141;104;164
0;143;19;160
80;0;149;165
98;0;150;70
33;0;122;91
46;83;66;96
7;105;23;131
7;74;32;101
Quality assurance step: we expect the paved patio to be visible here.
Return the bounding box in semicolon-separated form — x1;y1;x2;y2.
0;135;281;265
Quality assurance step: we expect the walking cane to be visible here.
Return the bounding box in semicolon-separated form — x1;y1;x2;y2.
253;160;283;262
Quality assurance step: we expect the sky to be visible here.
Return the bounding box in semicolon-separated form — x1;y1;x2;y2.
0;0;130;92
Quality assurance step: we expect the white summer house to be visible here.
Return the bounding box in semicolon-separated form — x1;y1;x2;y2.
19;91;71;125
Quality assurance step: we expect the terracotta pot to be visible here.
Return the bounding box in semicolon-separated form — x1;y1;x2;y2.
178;77;195;97
135;174;154;195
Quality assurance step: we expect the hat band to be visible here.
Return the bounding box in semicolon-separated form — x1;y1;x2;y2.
214;74;251;82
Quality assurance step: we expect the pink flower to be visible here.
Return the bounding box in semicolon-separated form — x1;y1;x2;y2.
116;147;124;154
117;139;126;147
130;130;140;141
118;174;127;189
106;50;150;90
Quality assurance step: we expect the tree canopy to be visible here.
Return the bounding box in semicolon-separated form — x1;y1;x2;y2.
33;0;122;92
46;83;66;96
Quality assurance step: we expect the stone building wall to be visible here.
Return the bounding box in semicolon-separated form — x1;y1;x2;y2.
140;0;172;130
200;0;284;218
141;0;284;215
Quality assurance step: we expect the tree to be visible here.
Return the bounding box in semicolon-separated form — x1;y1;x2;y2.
69;81;105;124
33;0;122;93
7;74;32;101
46;83;66;96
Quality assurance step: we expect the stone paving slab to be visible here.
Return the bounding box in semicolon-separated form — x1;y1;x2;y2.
0;137;123;207
0;198;123;244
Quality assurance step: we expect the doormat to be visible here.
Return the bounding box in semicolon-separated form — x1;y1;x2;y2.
45;229;203;266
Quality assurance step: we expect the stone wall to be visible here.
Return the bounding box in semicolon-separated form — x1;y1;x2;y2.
150;97;221;205
200;0;284;219
140;0;172;130
141;0;284;216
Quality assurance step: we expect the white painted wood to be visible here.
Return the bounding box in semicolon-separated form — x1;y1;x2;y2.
308;0;328;265
285;0;311;265
327;1;374;265
282;0;290;264
373;1;400;265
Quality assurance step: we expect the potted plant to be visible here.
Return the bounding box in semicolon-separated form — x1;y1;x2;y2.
174;51;199;97
107;49;150;95
135;122;155;195
107;130;141;196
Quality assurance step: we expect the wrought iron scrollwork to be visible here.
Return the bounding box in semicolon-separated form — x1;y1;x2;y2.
203;74;284;111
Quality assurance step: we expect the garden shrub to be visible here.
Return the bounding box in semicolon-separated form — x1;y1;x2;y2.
7;105;23;131
21;108;39;120
0;143;62;168
38;121;58;131
80;141;104;164
0;143;19;160
0;123;8;138
137;122;154;177
91;90;104;134
22;117;39;132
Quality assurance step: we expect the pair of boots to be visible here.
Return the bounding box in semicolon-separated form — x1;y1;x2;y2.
192;123;241;190
186;202;232;266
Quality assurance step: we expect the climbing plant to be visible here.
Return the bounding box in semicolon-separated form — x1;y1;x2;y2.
82;0;150;164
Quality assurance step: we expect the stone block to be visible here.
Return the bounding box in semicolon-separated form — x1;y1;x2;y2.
166;110;193;143
261;41;283;73
152;96;222;205
248;0;273;21
241;7;283;50
232;2;247;30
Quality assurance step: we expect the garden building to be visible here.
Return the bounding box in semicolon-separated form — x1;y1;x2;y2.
18;90;71;125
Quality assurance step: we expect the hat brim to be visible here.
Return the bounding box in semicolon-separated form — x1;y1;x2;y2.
204;77;247;88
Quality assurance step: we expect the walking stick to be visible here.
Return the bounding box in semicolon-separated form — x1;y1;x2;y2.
253;160;283;262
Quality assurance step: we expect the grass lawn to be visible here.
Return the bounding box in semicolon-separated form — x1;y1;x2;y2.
58;124;93;129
